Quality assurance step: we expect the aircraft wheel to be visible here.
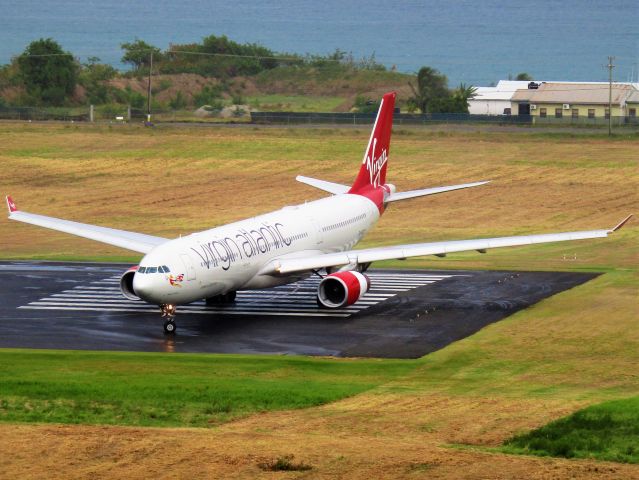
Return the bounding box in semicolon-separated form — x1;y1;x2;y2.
206;292;237;305
163;320;176;334
205;296;221;305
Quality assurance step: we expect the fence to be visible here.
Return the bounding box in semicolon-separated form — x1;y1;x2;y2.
0;106;89;121
1;105;637;128
250;112;535;125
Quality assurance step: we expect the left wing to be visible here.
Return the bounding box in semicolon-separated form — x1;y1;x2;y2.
265;215;632;274
6;196;168;254
296;176;349;195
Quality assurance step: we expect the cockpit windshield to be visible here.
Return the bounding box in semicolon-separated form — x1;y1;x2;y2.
137;265;170;274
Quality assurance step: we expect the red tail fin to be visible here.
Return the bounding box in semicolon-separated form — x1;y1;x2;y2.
348;92;396;193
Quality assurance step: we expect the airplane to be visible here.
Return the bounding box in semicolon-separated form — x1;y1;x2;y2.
6;92;632;334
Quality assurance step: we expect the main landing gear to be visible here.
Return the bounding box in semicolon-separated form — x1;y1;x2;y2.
205;291;237;306
161;304;176;334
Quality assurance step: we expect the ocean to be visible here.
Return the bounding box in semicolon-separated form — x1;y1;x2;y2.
0;0;637;86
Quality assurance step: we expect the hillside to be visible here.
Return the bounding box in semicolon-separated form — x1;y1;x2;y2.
106;68;414;112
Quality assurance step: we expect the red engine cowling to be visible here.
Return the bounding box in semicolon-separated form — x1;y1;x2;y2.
120;265;140;300
317;271;370;308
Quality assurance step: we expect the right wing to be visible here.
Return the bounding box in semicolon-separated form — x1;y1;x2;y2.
6;196;168;254
265;215;632;274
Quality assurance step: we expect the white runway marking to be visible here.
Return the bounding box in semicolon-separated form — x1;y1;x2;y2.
19;272;462;318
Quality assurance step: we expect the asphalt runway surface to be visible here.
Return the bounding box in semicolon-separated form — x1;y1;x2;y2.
0;261;598;358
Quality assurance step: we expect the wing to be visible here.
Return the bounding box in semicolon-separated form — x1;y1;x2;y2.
6;196;168;254
264;215;632;274
296;175;350;195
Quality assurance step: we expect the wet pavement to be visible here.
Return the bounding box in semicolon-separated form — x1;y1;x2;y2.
0;261;597;358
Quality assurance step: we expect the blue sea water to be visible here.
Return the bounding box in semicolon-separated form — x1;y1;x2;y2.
0;0;637;86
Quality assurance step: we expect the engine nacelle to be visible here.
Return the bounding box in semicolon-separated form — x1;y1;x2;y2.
317;271;370;308
120;265;140;300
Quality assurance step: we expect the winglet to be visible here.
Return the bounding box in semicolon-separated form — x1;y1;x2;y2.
6;196;17;214
610;214;633;232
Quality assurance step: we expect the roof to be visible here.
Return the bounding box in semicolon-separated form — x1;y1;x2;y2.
470;81;534;101
472;87;514;101
626;90;639;103
511;82;637;105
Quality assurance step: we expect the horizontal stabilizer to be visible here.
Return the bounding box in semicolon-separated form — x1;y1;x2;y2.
386;181;490;202
296;175;350;195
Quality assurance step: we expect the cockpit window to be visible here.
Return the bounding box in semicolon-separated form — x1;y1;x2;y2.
138;265;169;273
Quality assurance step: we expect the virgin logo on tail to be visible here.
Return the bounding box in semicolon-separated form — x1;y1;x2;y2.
348;92;395;196
364;138;388;188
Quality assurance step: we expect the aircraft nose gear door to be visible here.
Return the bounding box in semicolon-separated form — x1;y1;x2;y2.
180;253;196;281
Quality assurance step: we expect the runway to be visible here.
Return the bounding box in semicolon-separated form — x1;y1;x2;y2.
0;261;597;358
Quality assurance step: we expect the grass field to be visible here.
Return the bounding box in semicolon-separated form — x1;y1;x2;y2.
0;349;415;428
245;94;346;112
0;122;637;478
503;396;639;464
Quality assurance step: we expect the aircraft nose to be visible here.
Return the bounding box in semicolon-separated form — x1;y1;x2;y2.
133;272;160;303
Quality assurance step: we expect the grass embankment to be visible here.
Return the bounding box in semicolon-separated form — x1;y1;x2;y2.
0;123;637;475
503;396;639;464
0;349;415;428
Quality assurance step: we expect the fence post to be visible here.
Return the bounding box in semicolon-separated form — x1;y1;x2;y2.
89;104;94;122
127;105;131;121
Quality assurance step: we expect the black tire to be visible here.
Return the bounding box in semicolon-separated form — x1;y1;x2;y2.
163;320;176;334
205;296;220;306
224;291;237;303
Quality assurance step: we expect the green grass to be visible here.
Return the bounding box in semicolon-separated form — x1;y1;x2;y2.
246;94;345;112
502;396;639;464
0;349;416;428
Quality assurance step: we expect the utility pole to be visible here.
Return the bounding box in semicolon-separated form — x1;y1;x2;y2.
607;55;615;136
146;51;153;124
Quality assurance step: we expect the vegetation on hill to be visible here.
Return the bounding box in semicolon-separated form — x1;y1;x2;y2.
0;36;476;113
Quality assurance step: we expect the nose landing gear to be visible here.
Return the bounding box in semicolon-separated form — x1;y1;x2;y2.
161;304;176;334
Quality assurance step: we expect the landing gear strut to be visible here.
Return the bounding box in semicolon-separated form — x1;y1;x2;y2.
161;304;176;334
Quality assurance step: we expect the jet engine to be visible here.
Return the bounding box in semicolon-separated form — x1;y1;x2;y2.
317;271;370;308
120;265;140;300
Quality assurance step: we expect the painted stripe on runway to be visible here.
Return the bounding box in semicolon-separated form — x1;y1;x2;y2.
21;272;465;318
19;306;352;318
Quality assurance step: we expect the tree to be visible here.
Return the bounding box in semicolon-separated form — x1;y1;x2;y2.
408;66;449;113
120;39;162;71
515;72;533;81
450;83;477;113
17;38;78;105
79;57;117;104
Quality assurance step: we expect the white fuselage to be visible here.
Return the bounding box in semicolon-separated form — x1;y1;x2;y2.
132;194;381;305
